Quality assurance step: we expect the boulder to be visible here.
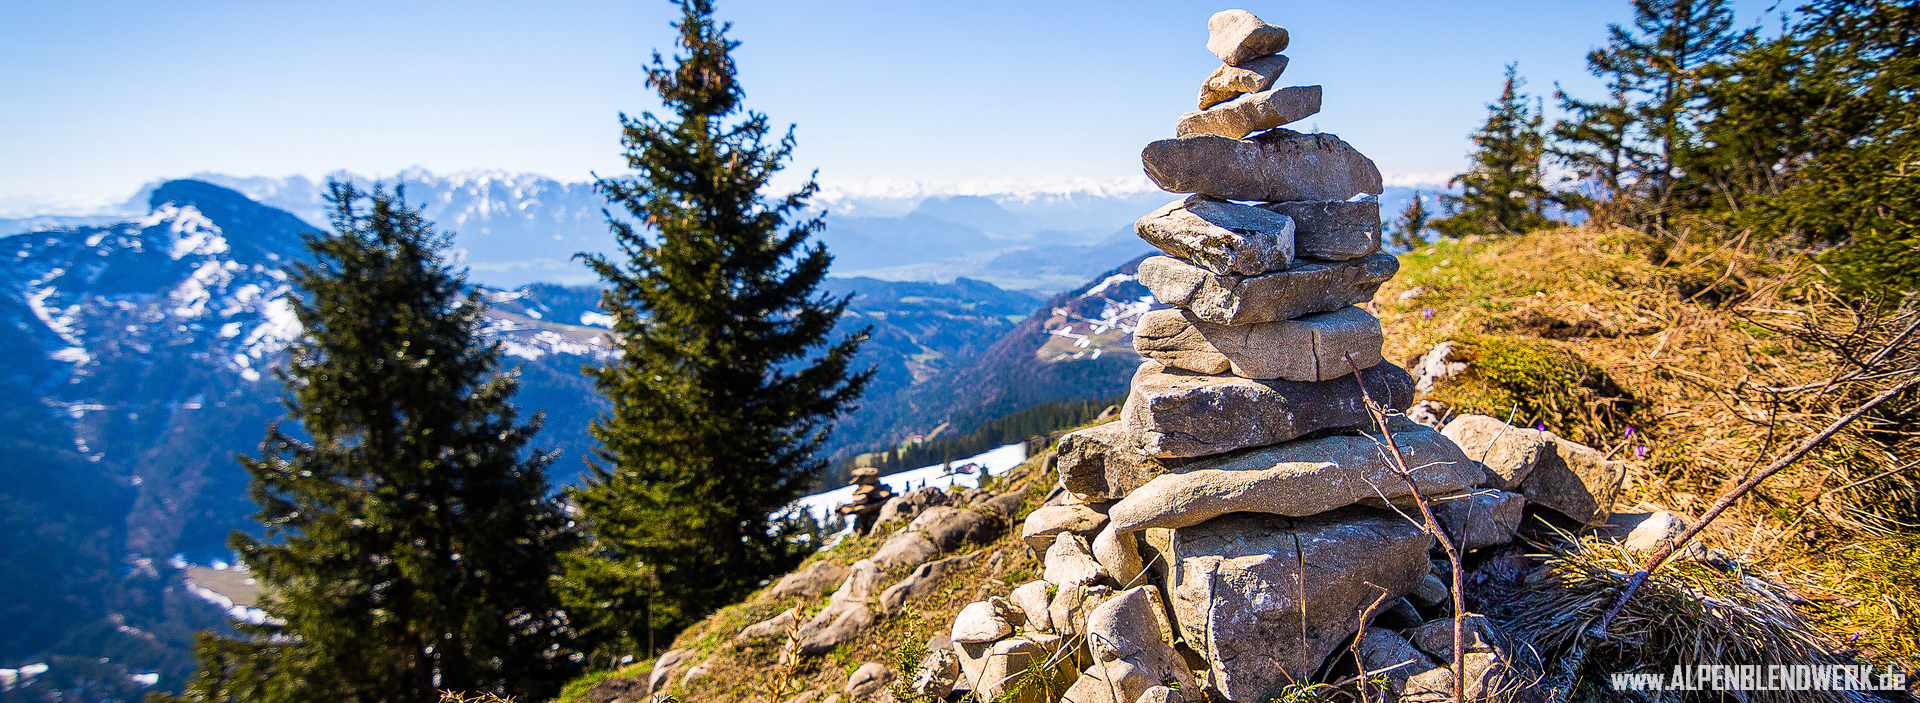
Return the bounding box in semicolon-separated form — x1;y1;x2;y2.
1103;428;1478;532
908;506;995;550
977;491;1027;519
1133;195;1295;276
770;560;851;599
579;676;648;703
952;597;1024;643
879;552;983;616
1048;583;1115;640
1178;85;1322;139
1358;627;1439;698
1008;580;1056;633
1401;652;1514;702
1522;435;1628;525
1617;510;1691;553
1044;533;1110;587
1411;573;1449;606
1132;306;1384;382
1137;253;1399;327
1144;509;1431;701
680;658;714;688
1059;660;1168;703
737;607;798;642
794;560;883;655
1137;685;1179;703
1258;196;1382;260
646;648;697;697
1022;503;1110;551
1407;615;1507;663
871;529;940;570
1199;54;1289;109
794;603;875;656
1206;9;1289;65
1432;490;1526;549
1142;129;1382;202
910;648;962;699
953;637;1066;703
1056;421;1157;502
1122;361;1416;458
845;662;893;700
1440;414;1551;490
1091;526;1147;587
1084;588;1190;695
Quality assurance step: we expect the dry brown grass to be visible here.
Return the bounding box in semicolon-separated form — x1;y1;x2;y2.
631;466;1051;703
1376;224;1920;675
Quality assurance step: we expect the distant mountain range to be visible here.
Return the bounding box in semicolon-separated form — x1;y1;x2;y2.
1;170;1441;291
0;180;1162;698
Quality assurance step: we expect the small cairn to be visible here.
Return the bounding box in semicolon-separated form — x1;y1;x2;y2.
838;466;893;535
925;10;1552;703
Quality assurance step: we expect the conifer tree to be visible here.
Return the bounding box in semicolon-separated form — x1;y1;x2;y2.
1553;0;1749;227
163;183;580;703
1435;65;1554;237
1390;191;1432;251
567;0;871;653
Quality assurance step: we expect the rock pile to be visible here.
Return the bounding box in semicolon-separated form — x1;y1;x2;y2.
934;10;1560;702
837;467;894;535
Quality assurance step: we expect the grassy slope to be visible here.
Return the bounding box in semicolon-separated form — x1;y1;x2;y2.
558;225;1919;701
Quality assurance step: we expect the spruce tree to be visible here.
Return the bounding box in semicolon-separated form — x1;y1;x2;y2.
1389;191;1432;251
163;183;580;703
567;0;871;654
1435;64;1555;237
1553;0;1749;227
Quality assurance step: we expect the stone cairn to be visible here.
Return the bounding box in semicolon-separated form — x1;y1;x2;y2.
921;10;1588;703
838;466;893;535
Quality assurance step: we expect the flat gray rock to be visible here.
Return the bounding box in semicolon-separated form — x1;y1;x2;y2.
909;649;961;699
1020;503;1109;551
1206;9;1289;65
1359;627;1437;698
1043;533;1109;586
1441;414;1551;490
951;597;1023;643
1007;581;1054;633
1061;423;1466;506
1178;85;1321;139
769;559;851;599
1143;129;1382;202
1134;195;1295;276
1104;426;1479;532
1122;360;1416;458
878;552;983;616
844;662;893;699
1056;420;1157;502
1432;490;1526;549
1522;435;1628;526
1133;305;1384;382
1083;587;1195;694
871;529;939;570
1260;197;1382;260
1137;252;1399;326
1199;54;1288;109
1144;509;1431;701
907;506;995;550
1047;582;1114;641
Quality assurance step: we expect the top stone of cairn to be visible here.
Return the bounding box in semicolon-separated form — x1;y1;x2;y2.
1206;9;1289;66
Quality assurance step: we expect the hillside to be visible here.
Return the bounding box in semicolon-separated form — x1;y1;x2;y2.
579;225;1919;703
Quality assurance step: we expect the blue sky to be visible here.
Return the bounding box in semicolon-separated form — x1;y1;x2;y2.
0;0;1784;210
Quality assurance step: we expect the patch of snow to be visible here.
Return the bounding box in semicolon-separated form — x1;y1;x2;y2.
579;311;615;328
241;295;301;357
50;347;88;363
792;443;1028;527
129;673;160;687
1083;273;1135;297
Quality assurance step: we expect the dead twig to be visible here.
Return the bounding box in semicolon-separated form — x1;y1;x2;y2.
1348;356;1467;703
1542;370;1920;702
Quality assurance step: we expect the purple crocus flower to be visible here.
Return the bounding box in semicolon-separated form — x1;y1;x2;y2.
1634;445;1648;458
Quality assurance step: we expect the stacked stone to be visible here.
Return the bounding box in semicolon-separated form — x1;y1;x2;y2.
837;467;893;535
1019;10;1494;702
